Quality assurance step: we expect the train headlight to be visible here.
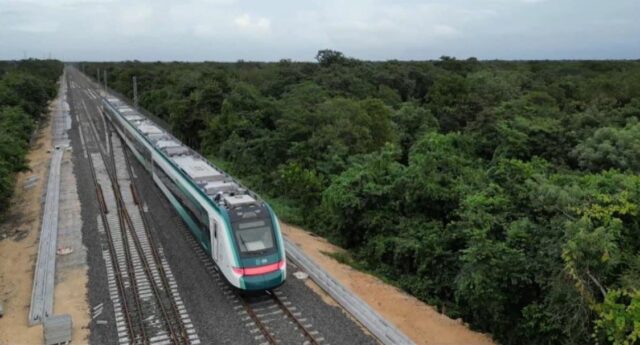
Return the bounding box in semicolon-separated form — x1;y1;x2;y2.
232;266;245;277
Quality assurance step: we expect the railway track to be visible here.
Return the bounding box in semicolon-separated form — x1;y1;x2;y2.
72;67;413;345
73;69;326;345
169;205;326;345
71;75;198;345
240;290;322;345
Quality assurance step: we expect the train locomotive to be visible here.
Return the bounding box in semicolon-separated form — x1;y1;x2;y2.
101;95;286;291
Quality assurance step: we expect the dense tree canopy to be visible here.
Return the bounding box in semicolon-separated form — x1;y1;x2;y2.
85;55;640;345
0;59;63;219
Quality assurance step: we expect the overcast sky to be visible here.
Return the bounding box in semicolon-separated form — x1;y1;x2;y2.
1;0;638;61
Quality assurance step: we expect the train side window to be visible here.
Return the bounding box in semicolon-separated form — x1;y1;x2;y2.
214;223;217;238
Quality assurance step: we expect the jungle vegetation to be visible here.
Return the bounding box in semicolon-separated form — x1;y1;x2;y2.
85;53;640;345
0;59;63;219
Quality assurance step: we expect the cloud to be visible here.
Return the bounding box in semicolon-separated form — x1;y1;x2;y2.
234;13;271;34
0;0;637;61
10;21;59;33
114;6;154;36
433;24;459;37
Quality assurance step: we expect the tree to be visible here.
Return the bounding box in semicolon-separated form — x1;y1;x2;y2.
572;118;640;172
391;103;439;161
320;144;405;247
82;58;640;345
400;131;480;221
315;49;348;67
594;289;640;345
0;60;62;219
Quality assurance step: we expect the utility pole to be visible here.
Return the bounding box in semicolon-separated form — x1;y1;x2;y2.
97;68;100;85
133;76;138;109
103;70;107;91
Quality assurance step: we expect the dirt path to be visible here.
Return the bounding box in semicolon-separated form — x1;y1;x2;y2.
282;223;495;345
0;110;54;345
0;82;90;345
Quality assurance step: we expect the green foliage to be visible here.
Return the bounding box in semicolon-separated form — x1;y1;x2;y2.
315;49;350;67
594;289;640;345
0;106;34;171
275;162;324;211
572;118;640;172
320;144;406;246
391;103;439;161
85;56;640;345
0;59;63;220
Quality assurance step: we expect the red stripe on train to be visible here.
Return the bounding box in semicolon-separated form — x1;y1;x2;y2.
232;260;285;276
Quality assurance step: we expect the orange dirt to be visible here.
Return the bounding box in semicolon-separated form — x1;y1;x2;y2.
281;223;495;345
53;266;89;344
0;110;54;345
0;88;90;345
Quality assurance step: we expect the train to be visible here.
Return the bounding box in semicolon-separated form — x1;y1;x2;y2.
101;95;286;291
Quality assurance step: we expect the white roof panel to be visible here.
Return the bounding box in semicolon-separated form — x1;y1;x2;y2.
104;94;264;207
124;114;144;121
137;123;163;135
147;133;165;142
156;140;181;149
224;194;256;207
172;156;222;181
204;181;237;195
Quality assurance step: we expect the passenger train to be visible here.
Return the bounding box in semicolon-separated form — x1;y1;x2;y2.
101;95;286;291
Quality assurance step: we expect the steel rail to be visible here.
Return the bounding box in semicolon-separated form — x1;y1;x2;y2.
84;78;189;345
70;77;147;345
83;81;149;345
239;296;278;344
268;290;320;345
103;125;176;345
119;136;192;345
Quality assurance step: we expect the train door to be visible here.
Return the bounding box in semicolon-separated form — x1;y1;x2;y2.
211;218;220;263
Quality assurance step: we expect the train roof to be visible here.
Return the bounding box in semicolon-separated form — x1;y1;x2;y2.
172;155;223;181
156;139;182;149
102;96;261;211
124;114;145;122
138;123;163;135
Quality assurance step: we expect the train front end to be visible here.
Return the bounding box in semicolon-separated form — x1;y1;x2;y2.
226;200;286;291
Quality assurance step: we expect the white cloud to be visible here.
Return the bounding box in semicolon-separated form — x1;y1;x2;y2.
10;21;59;33
116;4;154;35
433;24;459;37
192;23;216;37
0;0;636;61
234;13;271;34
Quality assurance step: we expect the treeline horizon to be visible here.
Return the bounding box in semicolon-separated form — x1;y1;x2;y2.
62;55;640;64
84;51;640;345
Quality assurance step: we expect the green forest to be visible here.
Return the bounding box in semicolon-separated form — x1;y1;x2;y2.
0;59;63;219
85;53;640;345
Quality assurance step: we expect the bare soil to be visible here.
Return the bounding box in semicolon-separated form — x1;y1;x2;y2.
282;223;495;345
0;113;53;345
54;267;89;344
0;93;90;344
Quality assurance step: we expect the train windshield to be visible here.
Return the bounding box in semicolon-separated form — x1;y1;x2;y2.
234;220;275;255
